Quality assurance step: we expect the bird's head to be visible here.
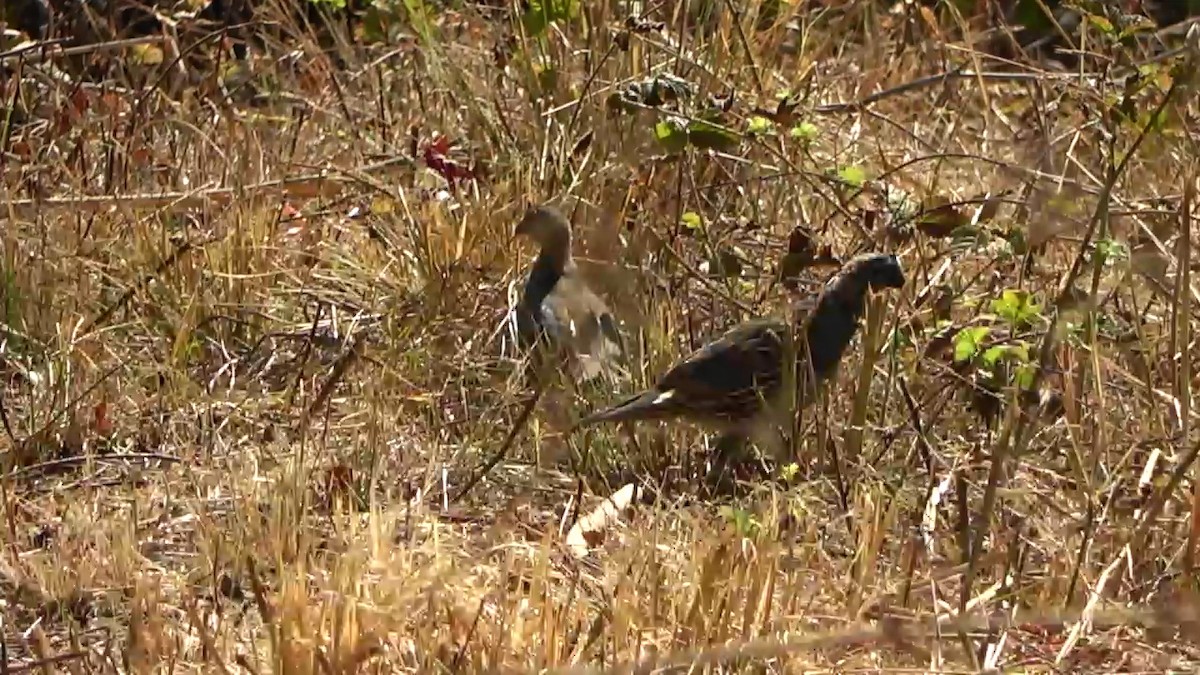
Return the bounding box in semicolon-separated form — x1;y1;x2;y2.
843;252;906;291
515;205;572;251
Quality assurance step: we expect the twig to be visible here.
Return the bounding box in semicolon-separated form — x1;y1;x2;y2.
451;375;550;505
0;36;165;64
296;332;368;435
4;651;88;674
13;362;123;466
2;156;417;216
815;18;1200;115
3;453;182;481
541;600;1196;675
78;234;209;337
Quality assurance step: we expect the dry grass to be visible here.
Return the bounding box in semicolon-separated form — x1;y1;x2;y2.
4;1;1200;672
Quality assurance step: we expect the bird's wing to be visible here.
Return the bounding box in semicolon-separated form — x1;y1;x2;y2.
652;318;789;420
574;318;789;428
543;273;625;358
597;311;626;358
516;296;567;349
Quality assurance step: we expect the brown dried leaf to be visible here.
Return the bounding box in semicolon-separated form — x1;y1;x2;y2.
93;401;113;437
916;199;970;238
917;5;943;41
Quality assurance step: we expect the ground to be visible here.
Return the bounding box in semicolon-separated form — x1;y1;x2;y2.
3;1;1200;672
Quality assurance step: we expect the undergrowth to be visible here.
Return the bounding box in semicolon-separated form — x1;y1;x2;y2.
3;0;1200;672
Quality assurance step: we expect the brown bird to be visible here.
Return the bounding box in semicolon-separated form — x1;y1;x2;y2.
513;204;625;382
573;252;906;444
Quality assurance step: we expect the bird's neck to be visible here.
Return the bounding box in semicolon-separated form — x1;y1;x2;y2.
540;231;572;266
800;278;871;378
821;279;869;321
523;249;572;305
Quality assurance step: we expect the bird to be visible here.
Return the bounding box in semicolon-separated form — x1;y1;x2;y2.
572;252;906;452
512;204;626;383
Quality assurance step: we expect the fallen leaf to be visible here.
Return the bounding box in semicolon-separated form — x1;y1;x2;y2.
566;483;638;558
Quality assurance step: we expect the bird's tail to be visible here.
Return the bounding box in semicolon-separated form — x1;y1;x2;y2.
572;389;678;429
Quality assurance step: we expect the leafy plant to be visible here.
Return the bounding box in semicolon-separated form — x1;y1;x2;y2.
953;326;990;363
981;342;1035;390
746;115;774;136
991;289;1042;330
1091;238;1129;266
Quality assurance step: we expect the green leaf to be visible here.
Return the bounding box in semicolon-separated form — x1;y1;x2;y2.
1011;342;1031;362
1015;363;1037;390
654;118;688;153
746;115;774;135
982;345;1008;368
790;121;819;141
780;462;800;482
991;289;1041;328
982;342;1030;368
953;326;990;363
720;506;760;537
1089;13;1114;35
837;165;868;188
680;212;703;230
687;119;738;151
1094;238;1129;265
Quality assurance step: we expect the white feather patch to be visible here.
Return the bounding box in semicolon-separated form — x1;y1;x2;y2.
652;390;675;405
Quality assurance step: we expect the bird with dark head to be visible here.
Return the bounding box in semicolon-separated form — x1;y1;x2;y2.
573;252;905;438
513;204;625;382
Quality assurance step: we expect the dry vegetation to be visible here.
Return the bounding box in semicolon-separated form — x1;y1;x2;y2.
5;0;1200;671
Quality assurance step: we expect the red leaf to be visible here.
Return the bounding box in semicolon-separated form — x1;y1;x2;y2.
93;401;114;436
428;134;452;155
69;89;91;117
280;202;302;221
52;110;73;136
